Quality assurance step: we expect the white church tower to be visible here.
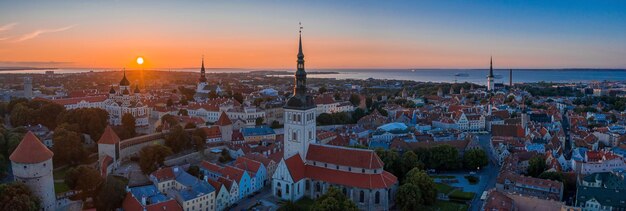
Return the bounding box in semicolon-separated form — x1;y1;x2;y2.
10;131;57;210
284;25;316;159
487;57;495;92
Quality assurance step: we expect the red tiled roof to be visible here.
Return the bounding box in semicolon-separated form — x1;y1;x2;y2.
306;144;383;169
483;190;514;211
215;111;232;126
217;177;235;190
314;95;336;105
201;126;221;139
150;167;175;182
49;95;108;106
98;126;121;145
221;166;245;182
234;157;262;173
9;131;53;164
243;153;273;167
305;166;397;189
207;179;223;191
492;124;525;138
284;154;306;182
201;161;223;173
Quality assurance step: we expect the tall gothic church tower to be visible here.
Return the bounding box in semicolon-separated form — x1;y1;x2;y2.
487;57;495;92
284;26;316;159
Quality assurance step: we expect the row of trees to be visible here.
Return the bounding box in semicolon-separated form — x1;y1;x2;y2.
0;125;26;178
316;108;368;126
375;146;488;181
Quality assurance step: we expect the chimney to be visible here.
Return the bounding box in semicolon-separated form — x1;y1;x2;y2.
141;195;147;205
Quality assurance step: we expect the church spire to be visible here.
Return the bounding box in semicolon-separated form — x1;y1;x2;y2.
488;56;494;78
119;68;130;86
199;55;207;83
285;23;315;110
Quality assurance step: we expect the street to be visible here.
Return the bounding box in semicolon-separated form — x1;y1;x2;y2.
469;134;499;211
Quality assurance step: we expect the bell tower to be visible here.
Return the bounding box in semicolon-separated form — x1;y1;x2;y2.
284;23;317;159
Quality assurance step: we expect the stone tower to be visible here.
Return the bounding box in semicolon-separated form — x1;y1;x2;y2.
284;25;316;159
10;131;56;210
24;76;33;99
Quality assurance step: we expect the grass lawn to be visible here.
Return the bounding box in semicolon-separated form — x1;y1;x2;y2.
448;190;475;201
54;182;69;194
433;200;469;211
435;183;455;194
53;167;70;180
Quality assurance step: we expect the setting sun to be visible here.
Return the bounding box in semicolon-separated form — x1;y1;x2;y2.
136;57;144;65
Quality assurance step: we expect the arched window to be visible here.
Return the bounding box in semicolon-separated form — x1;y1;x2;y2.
315;182;321;192
375;191;380;204
306;181;310;190
359;191;365;203
343;188;347;196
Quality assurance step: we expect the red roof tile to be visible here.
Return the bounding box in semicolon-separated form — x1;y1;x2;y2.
234;157;262;173
98;126;121;145
215;111;232;126
221;166;245;182
306;144;383;169
9;131;53;164
284;154;306;182
306;166;397;189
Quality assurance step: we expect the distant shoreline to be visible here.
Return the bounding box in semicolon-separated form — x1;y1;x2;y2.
0;67;58;71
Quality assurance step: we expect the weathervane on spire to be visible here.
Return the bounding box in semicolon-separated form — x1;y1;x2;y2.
299;22;303;34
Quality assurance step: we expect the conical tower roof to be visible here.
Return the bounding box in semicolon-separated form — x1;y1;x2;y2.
119;69;130;86
98;125;121;145
215;111;232;126
10;131;53;164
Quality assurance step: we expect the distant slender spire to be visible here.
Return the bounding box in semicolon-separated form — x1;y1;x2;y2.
199;55;207;83
488;56;494;78
297;22;304;59
509;69;513;87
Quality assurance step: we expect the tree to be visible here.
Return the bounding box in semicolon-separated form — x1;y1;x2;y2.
65;166;103;200
139;145;173;174
401;151;423;175
165;125;189;153
365;97;373;110
122;113;136;137
333;93;341;101
319;86;327;94
351;108;366;122
396;183;423;211
0;182;41;211
218;149;232;163
375;148;401;176
166;98;173;107
255;117;264;126
178;109;189;116
233;92;244;104
56;108;108;141
404;168;437;205
0;155;7;178
187;165;202;179
463;149;488;170
429;145;460;170
184;122;197;129
349;94;361;107
310;187;358;211
191;135;205;152
527;155;547;177
10;103;32;127
52;124;87;166
538;171;565;182
95;175;128;211
270;120;281;129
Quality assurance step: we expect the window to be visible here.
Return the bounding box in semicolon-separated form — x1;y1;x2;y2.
375;191;380;204
359;191;365;203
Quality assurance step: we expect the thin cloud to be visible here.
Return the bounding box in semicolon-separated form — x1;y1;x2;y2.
0;22;18;32
13;25;76;42
0;37;11;41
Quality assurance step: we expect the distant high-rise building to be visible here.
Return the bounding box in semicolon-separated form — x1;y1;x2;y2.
509;69;513;87
24;76;33;99
487;57;495;91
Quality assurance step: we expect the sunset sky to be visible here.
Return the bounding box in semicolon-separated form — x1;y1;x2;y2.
1;0;625;69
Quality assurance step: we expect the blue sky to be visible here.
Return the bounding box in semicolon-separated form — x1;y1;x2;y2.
0;0;625;68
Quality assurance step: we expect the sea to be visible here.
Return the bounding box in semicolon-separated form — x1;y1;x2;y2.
2;68;626;85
